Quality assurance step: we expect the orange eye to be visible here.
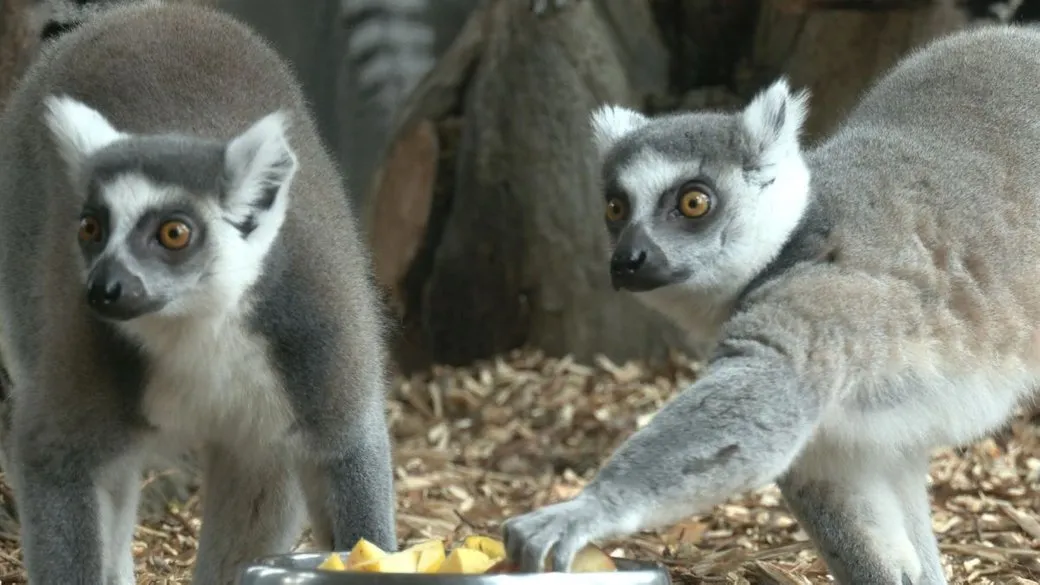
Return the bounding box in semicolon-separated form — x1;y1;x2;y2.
605;197;627;222
78;216;102;242
157;220;192;250
678;189;711;218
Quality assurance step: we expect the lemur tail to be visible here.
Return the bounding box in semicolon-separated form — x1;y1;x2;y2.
342;0;439;122
28;0;161;42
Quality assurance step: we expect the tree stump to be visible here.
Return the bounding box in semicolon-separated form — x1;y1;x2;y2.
364;0;694;374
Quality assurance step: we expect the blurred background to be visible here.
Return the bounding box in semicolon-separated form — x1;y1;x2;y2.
0;1;1038;583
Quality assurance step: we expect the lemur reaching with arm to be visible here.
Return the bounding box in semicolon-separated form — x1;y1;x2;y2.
502;23;1040;585
0;2;397;584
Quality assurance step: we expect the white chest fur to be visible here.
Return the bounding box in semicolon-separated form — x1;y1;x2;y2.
820;360;1038;457
121;315;296;451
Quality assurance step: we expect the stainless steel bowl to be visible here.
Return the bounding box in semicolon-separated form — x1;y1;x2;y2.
236;552;672;585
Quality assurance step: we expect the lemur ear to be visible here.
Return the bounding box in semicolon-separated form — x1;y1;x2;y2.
739;77;810;166
43;95;126;182
589;104;648;157
222;110;298;225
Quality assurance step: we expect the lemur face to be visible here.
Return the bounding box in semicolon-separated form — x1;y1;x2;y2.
43;96;298;322
589;80;813;297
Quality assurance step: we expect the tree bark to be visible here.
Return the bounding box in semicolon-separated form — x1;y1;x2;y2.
743;0;967;139
364;0;975;375
365;0;693;374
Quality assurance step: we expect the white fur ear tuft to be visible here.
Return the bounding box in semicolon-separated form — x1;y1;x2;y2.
740;77;810;164
222;110;298;222
589;104;648;157
43;94;125;178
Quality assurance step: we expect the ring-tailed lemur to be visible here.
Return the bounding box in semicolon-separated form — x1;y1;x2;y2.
0;3;396;584
501;23;1040;585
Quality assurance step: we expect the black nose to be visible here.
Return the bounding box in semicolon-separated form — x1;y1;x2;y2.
610;248;647;276
87;279;122;306
85;259;158;321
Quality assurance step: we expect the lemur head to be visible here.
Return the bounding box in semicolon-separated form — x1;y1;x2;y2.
43;95;298;322
590;78;812;298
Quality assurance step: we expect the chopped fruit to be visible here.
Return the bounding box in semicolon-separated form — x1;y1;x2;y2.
316;535;619;574
344;538;386;567
416;545;446;573
462;535;506;560
570;544;618;572
316;553;346;571
485;543;616;573
352;549;420;573
437;547;496;574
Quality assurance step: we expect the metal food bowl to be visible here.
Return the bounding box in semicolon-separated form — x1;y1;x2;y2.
237;552;672;585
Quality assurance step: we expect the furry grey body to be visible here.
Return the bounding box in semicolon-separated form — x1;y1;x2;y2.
502;24;1040;585
0;3;396;585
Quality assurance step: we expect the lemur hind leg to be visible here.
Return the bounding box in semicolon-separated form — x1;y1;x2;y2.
191;443;305;585
97;449;145;585
778;442;947;585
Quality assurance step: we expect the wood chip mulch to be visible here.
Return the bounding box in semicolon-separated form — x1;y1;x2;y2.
0;349;1037;584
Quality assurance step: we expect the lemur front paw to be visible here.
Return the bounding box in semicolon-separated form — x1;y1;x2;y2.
530;0;573;16
501;495;614;573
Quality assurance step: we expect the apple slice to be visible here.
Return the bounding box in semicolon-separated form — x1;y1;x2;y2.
570;544;617;572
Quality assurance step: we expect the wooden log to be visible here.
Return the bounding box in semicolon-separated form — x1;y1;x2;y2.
746;0;968;139
364;0;693;373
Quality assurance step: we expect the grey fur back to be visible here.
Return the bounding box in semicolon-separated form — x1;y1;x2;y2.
501;23;1040;585
0;2;383;376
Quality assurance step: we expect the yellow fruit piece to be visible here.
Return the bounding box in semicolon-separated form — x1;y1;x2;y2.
416;545;446;573
344;538;387;568
405;538;445;552
350;549;419;573
570;544;617;572
316;553;346;571
461;535;506;560
437;547;496;574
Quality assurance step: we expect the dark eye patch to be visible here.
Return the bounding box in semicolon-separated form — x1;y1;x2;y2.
128;204;208;267
655;175;724;229
40;19;81;41
77;204;112;262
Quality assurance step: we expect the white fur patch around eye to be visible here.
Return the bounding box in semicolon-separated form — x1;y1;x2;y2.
98;174;181;242
43;94;127;180
590;104;649;157
616;149;699;216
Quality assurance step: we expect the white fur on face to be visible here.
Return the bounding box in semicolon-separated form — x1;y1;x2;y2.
43;94;127;181
600;79;814;343
616;149;697;218
47;96;298;330
589;104;648;158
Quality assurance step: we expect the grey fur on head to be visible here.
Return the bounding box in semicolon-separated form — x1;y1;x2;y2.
587;78;811;344
0;3;397;584
501;23;1040;585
